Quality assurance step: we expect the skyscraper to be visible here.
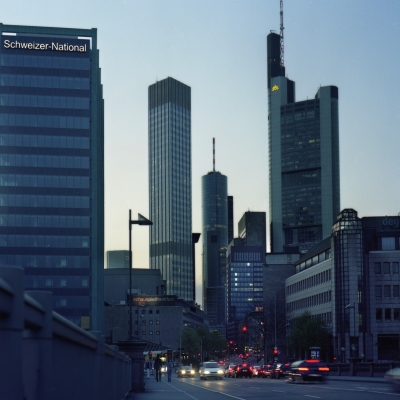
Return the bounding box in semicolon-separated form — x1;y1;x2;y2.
238;211;266;253
148;77;193;301
267;32;340;254
201;140;228;314
0;24;104;330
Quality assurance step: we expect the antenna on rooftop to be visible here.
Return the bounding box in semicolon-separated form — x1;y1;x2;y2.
213;137;215;172
280;0;284;68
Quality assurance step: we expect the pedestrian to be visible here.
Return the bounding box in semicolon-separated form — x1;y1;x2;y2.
145;359;150;379
150;360;154;376
154;354;162;382
167;358;173;382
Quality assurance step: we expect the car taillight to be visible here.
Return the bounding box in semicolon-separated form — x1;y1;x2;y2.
319;367;329;371
249;367;253;371
298;367;309;371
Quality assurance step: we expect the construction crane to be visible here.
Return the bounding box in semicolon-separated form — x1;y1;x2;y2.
280;0;284;68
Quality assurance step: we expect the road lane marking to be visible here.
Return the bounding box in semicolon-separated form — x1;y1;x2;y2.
304;396;321;399
249;387;260;389
272;390;285;392
165;382;199;400
179;380;246;400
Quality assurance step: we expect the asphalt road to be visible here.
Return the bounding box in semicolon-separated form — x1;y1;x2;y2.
137;373;400;400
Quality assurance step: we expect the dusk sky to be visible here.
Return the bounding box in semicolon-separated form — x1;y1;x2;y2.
3;0;400;305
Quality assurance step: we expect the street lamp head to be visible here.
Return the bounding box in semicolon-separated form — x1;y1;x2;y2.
345;303;354;309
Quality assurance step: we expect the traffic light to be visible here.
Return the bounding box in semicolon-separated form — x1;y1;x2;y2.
198;353;201;358
273;348;278;356
229;341;233;345
149;351;152;357
242;326;247;333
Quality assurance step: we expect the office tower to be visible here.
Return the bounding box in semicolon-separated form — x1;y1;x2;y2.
267;32;340;254
238;211;266;253
107;251;130;269
201;140;228;314
0;24;104;330
148;77;193;301
228;195;234;244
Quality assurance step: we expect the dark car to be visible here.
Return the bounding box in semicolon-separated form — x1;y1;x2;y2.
235;363;253;378
176;366;195;378
224;364;237;378
258;364;273;378
271;362;292;379
286;360;329;382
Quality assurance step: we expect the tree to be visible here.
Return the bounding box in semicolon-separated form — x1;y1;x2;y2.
287;311;329;359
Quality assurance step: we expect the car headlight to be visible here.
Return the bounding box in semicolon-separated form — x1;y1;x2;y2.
218;370;224;374
182;371;186;374
191;370;195;374
205;371;210;374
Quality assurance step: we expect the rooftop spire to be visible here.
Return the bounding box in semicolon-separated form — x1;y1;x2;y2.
213;137;215;172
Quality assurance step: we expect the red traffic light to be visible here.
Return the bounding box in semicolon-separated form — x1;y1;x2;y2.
149;351;152;356
242;326;247;332
273;349;278;355
198;353;201;357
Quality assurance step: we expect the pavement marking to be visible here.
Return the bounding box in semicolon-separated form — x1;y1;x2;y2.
304;396;321;399
179;381;247;400
272;390;285;393
165;382;199;400
249;387;260;389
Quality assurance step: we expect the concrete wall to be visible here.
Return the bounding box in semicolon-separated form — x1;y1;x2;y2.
0;267;131;400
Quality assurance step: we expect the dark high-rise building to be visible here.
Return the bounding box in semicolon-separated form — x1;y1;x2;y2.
267;32;340;254
238;211;266;253
148;77;193;301
228;195;234;245
0;24;104;330
201;145;228;315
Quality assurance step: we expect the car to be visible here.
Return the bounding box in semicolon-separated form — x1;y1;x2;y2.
286;360;329;382
161;364;167;373
176;366;195;378
235;363;253;378
252;365;261;377
199;361;225;380
385;367;400;391
271;362;292;379
224;364;237;378
258;364;273;378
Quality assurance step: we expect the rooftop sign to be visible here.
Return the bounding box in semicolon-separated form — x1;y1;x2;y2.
3;39;87;53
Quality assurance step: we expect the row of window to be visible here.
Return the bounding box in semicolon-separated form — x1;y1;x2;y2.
0;134;90;149
26;276;89;287
0;94;90;109
137;320;161;325
135;309;160;314
0;114;90;129
137;331;160;336
0;154;89;168
376;308;400;321
0;214;89;228
375;262;399;275
375;285;400;298
287;290;332;313
0;174;89;188
0;194;89;208
2;255;90;268
1;54;90;70
0;235;89;248
1;74;90;90
287;269;331;295
296;250;330;272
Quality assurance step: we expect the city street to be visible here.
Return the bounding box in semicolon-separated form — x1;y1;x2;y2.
136;373;399;400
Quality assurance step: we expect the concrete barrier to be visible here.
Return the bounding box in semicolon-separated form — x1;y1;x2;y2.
0;266;131;400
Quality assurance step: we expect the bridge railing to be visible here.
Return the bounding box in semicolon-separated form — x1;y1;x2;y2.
0;266;131;400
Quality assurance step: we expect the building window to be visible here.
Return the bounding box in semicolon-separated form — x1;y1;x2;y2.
394;309;400;321
382;237;396;250
384;285;391;298
393;262;399;274
149;309;153;314
383;262;390;274
142;319;146;325
156;310;160;314
394;286;400;297
385;308;391;321
142;331;146;336
376;309;382;320
375;286;382;298
149;331;153;335
142;309;146;314
149;320;153;325
156;320;160;325
375;263;381;274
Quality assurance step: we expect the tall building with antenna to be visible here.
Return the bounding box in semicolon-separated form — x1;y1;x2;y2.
201;139;228;323
267;3;340;254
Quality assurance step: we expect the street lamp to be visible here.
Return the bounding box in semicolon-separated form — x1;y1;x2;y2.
345;303;357;358
128;210;152;339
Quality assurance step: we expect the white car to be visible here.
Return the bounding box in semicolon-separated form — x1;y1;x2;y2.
199;361;224;380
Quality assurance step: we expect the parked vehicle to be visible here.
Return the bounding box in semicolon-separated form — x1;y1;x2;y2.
286;360;329;382
385;367;400;391
199;362;224;380
235;363;253;378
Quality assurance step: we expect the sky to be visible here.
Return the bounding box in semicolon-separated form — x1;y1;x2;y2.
3;0;400;306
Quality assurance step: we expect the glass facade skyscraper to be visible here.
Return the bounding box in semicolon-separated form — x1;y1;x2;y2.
267;32;340;254
148;77;193;301
0;24;104;330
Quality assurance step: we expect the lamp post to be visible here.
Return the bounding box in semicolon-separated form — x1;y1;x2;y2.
345;303;356;358
128;210;152;339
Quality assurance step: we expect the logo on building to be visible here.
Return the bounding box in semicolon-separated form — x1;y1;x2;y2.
271;85;279;92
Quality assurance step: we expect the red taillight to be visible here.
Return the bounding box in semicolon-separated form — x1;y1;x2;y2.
298;367;309;371
319;367;329;371
249;367;253;371
305;360;319;363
